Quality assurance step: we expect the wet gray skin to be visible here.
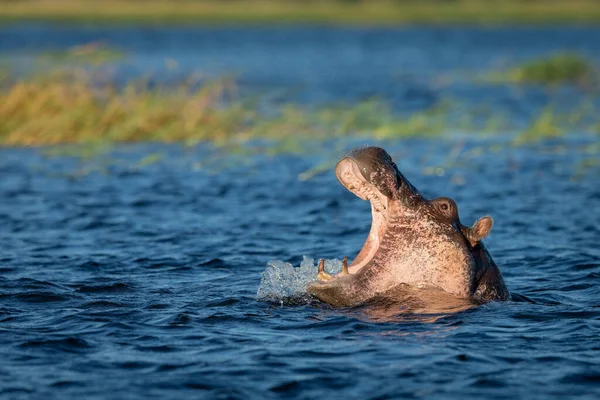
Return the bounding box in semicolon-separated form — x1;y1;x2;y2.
307;146;509;308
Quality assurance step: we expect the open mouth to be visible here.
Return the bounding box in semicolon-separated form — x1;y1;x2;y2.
332;157;391;276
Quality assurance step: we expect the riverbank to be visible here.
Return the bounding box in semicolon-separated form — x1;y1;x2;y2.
1;0;600;26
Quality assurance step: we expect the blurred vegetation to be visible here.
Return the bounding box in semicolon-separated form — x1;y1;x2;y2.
1;43;599;152
0;68;444;147
485;53;598;86
1;66;599;150
1;0;600;25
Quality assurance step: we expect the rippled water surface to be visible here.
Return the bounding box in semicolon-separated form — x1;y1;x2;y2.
1;24;600;399
1;139;598;399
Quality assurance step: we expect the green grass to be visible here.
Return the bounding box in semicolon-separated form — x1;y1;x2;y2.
485;53;598;86
514;53;594;84
2;0;600;25
0;69;447;147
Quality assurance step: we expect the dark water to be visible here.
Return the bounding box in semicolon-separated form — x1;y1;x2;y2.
1;25;600;399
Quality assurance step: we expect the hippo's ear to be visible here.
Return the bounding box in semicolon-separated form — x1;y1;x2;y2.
462;216;493;246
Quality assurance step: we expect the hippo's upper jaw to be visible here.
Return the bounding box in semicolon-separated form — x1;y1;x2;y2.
307;146;509;308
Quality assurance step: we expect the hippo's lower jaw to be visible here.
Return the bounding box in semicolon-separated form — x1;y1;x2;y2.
306;147;510;308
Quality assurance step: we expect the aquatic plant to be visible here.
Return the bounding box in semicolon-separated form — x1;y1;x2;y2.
510;53;595;85
0;68;448;148
1;66;599;152
484;53;597;86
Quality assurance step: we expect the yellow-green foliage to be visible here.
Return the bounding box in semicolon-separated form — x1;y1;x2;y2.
0;71;235;145
484;53;597;86
509;53;595;85
0;68;449;147
1;0;600;25
1;67;599;149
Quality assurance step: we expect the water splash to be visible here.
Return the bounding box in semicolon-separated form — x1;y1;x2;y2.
256;256;343;303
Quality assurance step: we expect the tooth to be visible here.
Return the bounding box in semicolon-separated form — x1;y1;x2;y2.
341;256;349;275
317;259;333;281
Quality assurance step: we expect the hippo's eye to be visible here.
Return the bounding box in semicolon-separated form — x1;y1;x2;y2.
432;197;457;218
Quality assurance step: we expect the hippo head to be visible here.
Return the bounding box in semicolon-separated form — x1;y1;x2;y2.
307;146;509;308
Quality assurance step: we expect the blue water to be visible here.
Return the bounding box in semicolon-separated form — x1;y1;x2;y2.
1;24;600;399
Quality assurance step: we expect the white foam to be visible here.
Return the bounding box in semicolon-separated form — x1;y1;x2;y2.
256;256;343;303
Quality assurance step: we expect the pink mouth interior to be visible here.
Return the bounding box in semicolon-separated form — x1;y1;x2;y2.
335;158;390;275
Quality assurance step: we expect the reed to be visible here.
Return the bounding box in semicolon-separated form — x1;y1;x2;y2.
485;53;598;86
1;66;599;150
0;68;442;147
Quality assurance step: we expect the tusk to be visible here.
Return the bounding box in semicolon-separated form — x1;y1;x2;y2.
317;259;333;281
341;256;349;275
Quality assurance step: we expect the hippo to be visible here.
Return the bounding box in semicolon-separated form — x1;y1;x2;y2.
307;146;509;308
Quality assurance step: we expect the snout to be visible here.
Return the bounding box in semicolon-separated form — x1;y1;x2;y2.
336;147;398;198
